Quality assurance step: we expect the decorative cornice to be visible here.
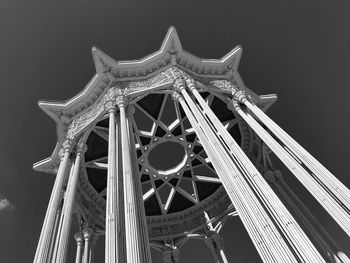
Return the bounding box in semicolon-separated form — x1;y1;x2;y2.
37;27;242;130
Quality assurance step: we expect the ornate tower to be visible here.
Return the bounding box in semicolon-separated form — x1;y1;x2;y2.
33;27;350;263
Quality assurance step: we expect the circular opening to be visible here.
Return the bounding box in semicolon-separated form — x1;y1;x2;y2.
148;141;186;171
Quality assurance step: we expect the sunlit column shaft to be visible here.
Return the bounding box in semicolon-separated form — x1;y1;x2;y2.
245;100;350;211
104;100;120;263
51;165;74;262
232;97;350;237
34;139;74;263
117;95;152;263
172;85;296;263
265;171;349;263
56;140;86;263
187;81;324;262
74;232;84;263
83;228;93;263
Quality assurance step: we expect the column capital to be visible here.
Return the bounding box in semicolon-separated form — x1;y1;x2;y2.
227;99;241;112
83;228;93;241
116;95;129;108
59;139;76;159
232;90;248;103
104;100;116;113
264;170;276;184
172;77;186;92
171;91;183;102
75;141;87;155
274;170;283;182
126;104;135;116
264;170;283;184
205;231;224;250
184;77;196;91
163;241;180;263
74;232;84;246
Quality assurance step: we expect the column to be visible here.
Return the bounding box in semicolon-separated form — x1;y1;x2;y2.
162;242;180;263
203;212;228;263
186;79;324;262
34;139;74;263
51;166;75;263
104;99;121;263
204;232;227;263
56;140;87;263
230;93;350;237
117;93;152;263
244;94;350;212
47;200;63;262
88;233;98;263
265;170;350;263
74;232;84;263
172;85;296;262
83;228;93;263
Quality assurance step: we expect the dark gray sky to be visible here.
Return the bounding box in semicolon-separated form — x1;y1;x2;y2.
0;0;350;262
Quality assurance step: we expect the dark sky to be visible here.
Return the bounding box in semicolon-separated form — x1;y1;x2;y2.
0;0;350;262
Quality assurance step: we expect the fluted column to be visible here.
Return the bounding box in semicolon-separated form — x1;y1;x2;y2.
48;199;63;262
74;232;84;263
265;170;350;263
172;85;296;263
56;140;87;263
117;93;152;263
244;94;350;212
83;228;93;263
186;78;324;262
104;99;121;263
34;139;74;263
51;166;75;263
162;242;180;263
229;93;350;237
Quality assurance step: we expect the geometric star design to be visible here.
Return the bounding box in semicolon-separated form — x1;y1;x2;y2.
84;90;241;216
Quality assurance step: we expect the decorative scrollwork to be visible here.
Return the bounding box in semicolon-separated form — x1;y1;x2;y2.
67;88;116;139
210;79;238;93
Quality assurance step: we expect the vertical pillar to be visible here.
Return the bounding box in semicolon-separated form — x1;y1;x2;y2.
230;94;350;237
265;170;350;263
83;228;93;263
172;86;295;262
104;99;121;263
51;166;75;263
34;139;74;263
56;140;87;263
74;232;84;263
117;93;152;263
204;232;227;263
47;199;63;262
244;96;350;211
202;212;228;263
162;242;180;263
88;234;98;263
187;79;325;262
